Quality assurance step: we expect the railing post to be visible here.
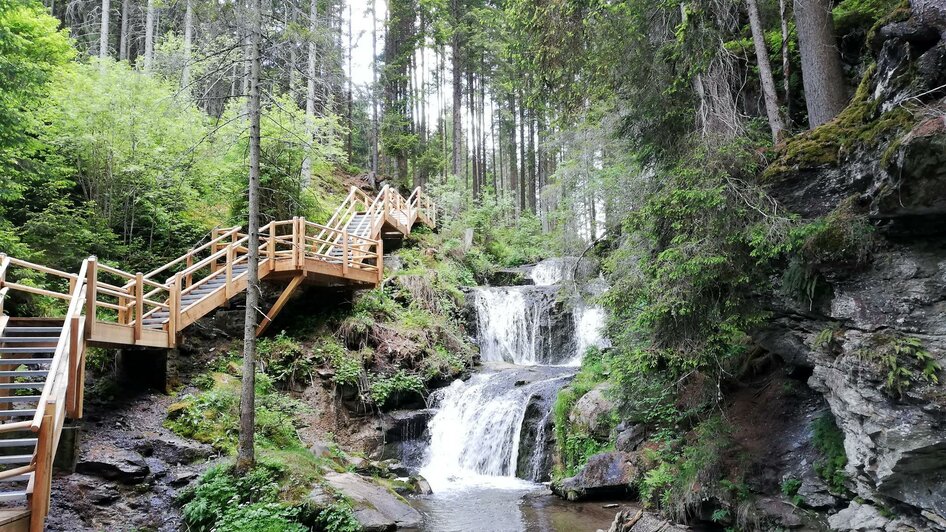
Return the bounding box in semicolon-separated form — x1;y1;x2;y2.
342;230;349;276
168;275;180;348
134;272;144;342
210;229;219;274
29;401;55;532
225;244;234;299
85;257;97;340
298;216;307;268
267;222;276;261
377;240;384;284
291;216;300;270
185;253;193;288
66;315;80;418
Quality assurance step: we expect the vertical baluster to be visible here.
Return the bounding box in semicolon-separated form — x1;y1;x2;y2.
85;257;97;340
225;244;234;299
134;272;144;342
30;401;55;532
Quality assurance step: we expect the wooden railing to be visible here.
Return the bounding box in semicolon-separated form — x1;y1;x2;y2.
0;254;88;530
0;185;437;529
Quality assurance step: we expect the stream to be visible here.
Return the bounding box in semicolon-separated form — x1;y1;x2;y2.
408;259;624;531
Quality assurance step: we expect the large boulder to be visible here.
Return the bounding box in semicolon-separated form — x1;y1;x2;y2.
569;383;615;439
322;472;423;531
553;451;637;501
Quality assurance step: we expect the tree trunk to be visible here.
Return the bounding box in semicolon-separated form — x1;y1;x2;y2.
794;0;848;127
527;107;536;214
99;0;110;60
371;0;379;175
182;0;193;89
779;0;793;127
507;93;518;212
237;0;262;475
346;0;353;164
747;0;785;141
450;0;462;178
301;0;318;186
119;0;129;60
518;94;526;213
144;0;155;71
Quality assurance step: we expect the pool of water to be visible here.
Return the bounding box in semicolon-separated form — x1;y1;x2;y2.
409;480;633;532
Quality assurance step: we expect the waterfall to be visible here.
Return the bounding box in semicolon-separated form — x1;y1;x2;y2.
420;368;574;491
420;256;610;494
472;287;561;365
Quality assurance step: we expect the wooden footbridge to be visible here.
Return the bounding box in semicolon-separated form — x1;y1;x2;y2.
0;185;437;530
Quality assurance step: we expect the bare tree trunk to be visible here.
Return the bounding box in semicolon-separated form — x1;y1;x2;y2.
346;0;353;164
99;0;110;60
794;0;848;127
527;106;536;214
237;0;262;475
371;0;379;175
119;0;129;60
779;0;793;127
182;0;193;89
747;0;785;141
518;93;526;213
507;93;518;212
144;0;155;71
450;0;462;179
301;0;318;186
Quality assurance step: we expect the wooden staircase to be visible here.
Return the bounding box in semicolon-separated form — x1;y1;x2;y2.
0;185;437;530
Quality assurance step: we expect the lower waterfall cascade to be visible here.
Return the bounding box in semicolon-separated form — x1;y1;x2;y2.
419;257;609;492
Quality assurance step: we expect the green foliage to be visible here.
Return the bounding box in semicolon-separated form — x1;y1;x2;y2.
858;333;941;397
310;501;361;532
179;462;306;532
811;412;849;495
0;0;74;201
553;348;612;476
165;372;308;452
637;416;735;522
368;370;425;407
258;332;314;388
781;477;804;505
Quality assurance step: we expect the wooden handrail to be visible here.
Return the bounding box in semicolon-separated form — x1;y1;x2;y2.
142;226;241;281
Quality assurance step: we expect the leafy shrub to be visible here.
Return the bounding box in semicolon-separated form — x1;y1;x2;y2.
812;412;849;495
179;462;304;532
258;332;314;388
858;333;941;397
165;372;308;452
553;348;612;476
309;501;361;532
781;477;804;505
368;370;425;407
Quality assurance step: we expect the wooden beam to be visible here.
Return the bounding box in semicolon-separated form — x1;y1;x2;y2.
255;274;304;337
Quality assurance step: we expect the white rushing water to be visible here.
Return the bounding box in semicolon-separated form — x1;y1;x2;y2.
421;257;611;499
420;368;573;492
473;287;555;365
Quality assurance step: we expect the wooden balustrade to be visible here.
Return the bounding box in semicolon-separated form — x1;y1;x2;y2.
0;187;438;530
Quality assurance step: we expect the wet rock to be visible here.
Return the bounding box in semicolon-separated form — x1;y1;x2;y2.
488;267;532;286
614;423;646;453
569;383;615;439
412;475;432;495
386;461;411;477
755;497;804;529
323;472;423;531
76;443;150;484
553;451;637;501
797;475;839;509
134;436;212;465
88;483;121;506
381;409;434;442
606;509;689;532
828;501;891;531
308;484;335;507
168;468;199;487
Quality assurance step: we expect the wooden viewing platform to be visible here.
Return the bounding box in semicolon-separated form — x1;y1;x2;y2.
0;184;437;530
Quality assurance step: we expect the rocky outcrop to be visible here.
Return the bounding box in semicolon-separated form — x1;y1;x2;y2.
569;383;615;440
553;451;638;501
604;509;689;532
322;472;423;531
757;4;946;528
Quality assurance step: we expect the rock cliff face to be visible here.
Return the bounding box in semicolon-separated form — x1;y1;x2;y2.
759;3;946;528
